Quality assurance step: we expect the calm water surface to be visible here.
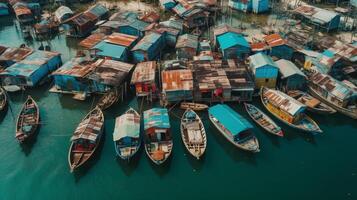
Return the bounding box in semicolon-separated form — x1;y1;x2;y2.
1;15;357;200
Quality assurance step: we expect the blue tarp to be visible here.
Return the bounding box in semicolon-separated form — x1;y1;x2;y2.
143;108;170;130
209;104;253;136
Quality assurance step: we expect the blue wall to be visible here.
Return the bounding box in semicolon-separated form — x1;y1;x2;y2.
271;45;294;60
252;0;269;13
118;26;143;37
255;65;278;79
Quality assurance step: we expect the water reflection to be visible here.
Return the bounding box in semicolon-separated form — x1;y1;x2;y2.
116;147;142;176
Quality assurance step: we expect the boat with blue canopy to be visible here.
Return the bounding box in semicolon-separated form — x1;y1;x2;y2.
143;108;173;165
113;108;141;161
208;104;260;153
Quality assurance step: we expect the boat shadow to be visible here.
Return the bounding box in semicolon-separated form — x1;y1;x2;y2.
206;122;258;165
116;146;143;176
147;151;172;177
73;131;106;183
20;126;41;156
0;106;8;122
185;151;206;172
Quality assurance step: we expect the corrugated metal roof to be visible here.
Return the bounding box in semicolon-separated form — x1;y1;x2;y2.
105;33;138;47
14;7;32;16
143;108;170;130
79;33;106;49
139;11;160;23
88;59;134;86
175;34;198;49
275;59;306;79
92;41;127;60
132;32;162;51
0;45;7;55
109;11;138;21
264;33;286;47
86;4;108;18
159;18;184;31
0;47;33;62
310;71;354;100
264;88;306;116
249;53;277;69
217;32;250;50
209;104;253;136
131;61;156;83
213;24;242;37
113;111;140;141
250;42;267;51
1;50;60;78
312;9;338;24
162;69;193;91
52;57;94;77
328;40;357;62
100;20;121;28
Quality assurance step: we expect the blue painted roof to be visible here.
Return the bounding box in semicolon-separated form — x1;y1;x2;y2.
249;53;277;69
87;4;108;18
144;108;170;130
322;49;335;58
93;41;126;60
209;104;253;136
0;50;60;77
132;32;162;51
217;32;250;50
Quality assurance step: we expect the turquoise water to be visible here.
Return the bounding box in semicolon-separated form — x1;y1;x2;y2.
1;15;357;200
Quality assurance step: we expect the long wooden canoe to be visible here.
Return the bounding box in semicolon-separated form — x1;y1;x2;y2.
68;107;104;172
0;86;7;111
244;103;284;137
15;96;40;143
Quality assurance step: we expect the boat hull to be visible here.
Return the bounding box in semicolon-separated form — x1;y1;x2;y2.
180;109;207;159
244;103;283;137
260;88;322;134
208;114;260;153
144;141;173;165
308;86;357;119
114;140;141;161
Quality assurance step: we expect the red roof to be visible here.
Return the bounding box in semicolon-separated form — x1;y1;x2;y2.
251;42;267;51
14;7;32;16
79;33;107;49
264;34;286;47
105;33;138;47
140;11;160;23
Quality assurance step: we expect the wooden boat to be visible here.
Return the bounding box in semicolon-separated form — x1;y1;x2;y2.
208;104;260;153
180;109;207;159
0;86;7;111
68;107;104;172
287;90;336;114
15;96;40;143
244;103;284;137
180;102;208;111
113;108;141;160
143;108;173;165
261;87;322;134
97;88;119;110
307;70;357;119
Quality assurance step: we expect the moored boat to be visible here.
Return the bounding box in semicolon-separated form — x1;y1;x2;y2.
97;88;119;110
180;102;208;111
287;90;336;114
180;109;207;159
68;107;104;172
208;104;260;153
260;87;322;134
307;70;357;119
0;86;7;111
143;108;173;165
15;96;40;143
244;103;283;137
113;108;141;160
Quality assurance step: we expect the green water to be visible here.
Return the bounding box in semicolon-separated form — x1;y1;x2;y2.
1;15;357;200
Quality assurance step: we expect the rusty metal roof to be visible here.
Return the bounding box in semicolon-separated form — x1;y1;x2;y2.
105;33;138;47
14;7;32;16
0;47;33;62
264;33;286;47
88;59;134;86
52;58;96;77
139;11;160;23
0;45;7;55
79;33;107;49
162;69;193;91
213;24;242;37
131;61;156;84
250;42;267;52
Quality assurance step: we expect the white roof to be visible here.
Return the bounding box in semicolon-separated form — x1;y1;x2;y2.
275;59;306;79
